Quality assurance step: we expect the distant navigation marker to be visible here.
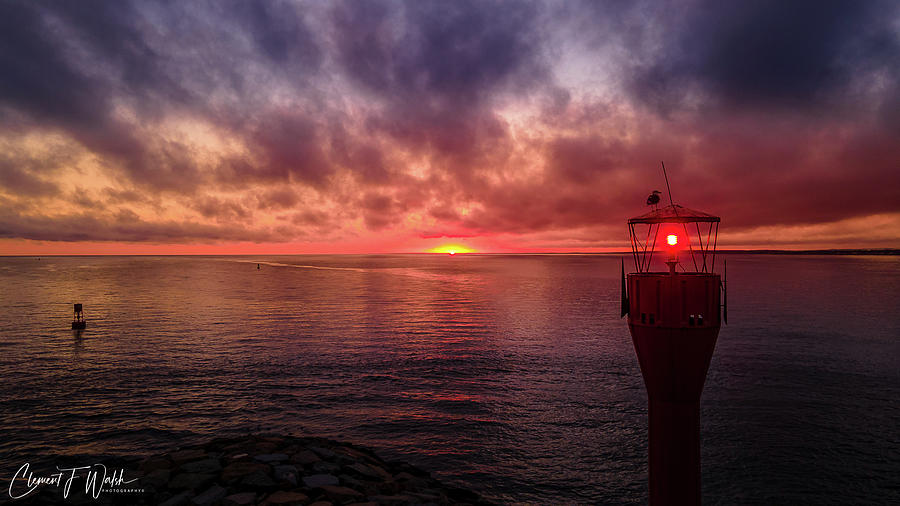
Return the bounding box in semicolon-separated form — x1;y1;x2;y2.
72;303;86;330
623;194;725;505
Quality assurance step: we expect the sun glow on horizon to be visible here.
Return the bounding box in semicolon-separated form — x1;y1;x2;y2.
426;243;477;255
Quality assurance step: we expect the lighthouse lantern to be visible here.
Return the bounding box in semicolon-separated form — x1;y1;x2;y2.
627;203;720;274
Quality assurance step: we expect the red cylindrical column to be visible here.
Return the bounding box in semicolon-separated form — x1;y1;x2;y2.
627;272;720;505
648;400;701;505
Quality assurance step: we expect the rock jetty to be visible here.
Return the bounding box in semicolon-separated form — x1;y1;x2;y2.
13;434;491;505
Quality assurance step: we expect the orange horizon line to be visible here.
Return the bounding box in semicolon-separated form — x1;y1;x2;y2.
2;247;898;257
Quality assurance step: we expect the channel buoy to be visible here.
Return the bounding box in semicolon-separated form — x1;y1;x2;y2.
72;303;86;330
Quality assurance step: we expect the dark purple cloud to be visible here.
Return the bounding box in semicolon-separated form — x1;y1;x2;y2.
0;203;276;243
0;0;897;248
628;0;900;115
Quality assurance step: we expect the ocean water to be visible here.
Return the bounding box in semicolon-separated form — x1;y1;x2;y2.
0;254;897;504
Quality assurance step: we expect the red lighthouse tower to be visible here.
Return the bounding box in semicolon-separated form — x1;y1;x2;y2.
622;198;725;505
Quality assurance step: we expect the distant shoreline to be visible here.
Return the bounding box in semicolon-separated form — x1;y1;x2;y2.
710;248;900;256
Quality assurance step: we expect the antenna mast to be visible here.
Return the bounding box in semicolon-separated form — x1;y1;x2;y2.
660;161;674;205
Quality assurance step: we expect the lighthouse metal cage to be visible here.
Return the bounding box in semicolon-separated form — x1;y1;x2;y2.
627;204;720;274
621;203;727;326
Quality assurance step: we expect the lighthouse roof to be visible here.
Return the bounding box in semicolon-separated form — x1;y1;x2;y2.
628;204;720;224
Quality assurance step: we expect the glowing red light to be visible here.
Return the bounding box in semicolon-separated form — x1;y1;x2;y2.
666;234;678;246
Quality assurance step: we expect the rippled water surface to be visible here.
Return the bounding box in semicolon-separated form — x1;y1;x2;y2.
0;254;897;503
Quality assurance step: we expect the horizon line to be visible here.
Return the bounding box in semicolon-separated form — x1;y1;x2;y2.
2;248;898;258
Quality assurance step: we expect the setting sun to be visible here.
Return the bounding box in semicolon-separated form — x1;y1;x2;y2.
426;244;477;255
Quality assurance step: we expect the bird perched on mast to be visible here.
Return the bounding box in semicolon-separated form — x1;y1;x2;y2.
646;190;662;208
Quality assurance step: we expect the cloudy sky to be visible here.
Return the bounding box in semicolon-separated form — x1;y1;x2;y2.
1;0;898;254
